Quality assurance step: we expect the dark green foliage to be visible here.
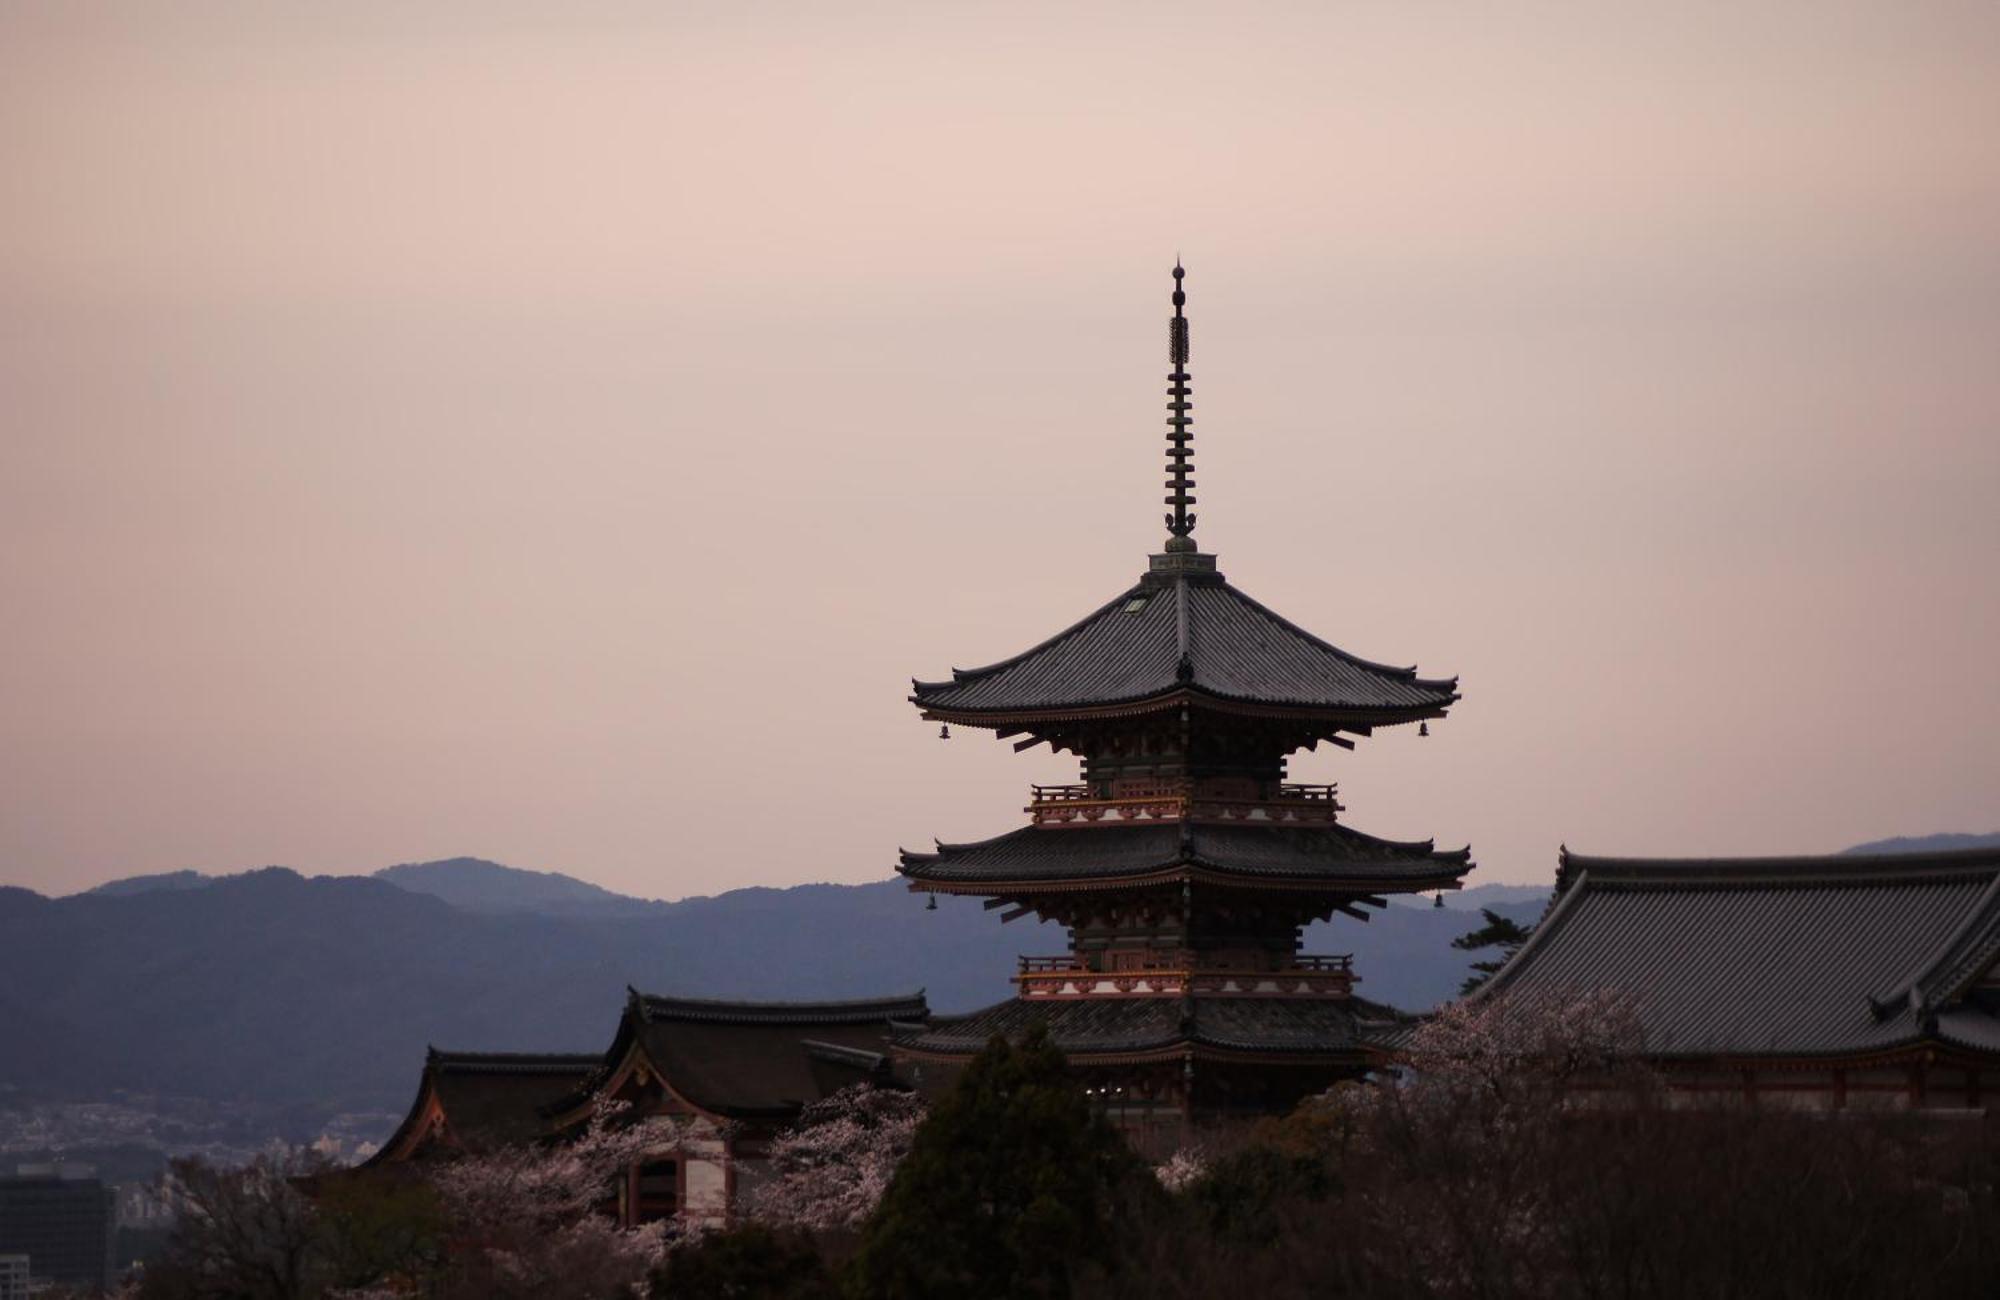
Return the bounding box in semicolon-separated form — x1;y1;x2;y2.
1452;907;1532;994
1185;1144;1334;1246
846;1026;1152;1300
313;1170;446;1294
653;1223;838;1300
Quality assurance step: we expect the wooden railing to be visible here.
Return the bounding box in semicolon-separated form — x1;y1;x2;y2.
1012;953;1357;998
1026;782;1345;826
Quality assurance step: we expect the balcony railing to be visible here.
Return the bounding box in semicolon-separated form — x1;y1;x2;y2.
1027;782;1344;826
1012;953;1357;998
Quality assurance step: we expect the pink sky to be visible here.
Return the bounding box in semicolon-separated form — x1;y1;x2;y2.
3;3;1996;898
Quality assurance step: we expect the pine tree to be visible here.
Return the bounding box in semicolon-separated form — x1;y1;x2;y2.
846;1024;1149;1300
1452;907;1532;995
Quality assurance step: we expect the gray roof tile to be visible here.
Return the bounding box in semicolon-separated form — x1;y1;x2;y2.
912;571;1456;718
1482;847;2000;1059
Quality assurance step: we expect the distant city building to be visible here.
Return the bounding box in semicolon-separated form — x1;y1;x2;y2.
0;1167;114;1292
0;1254;29;1300
1474;845;2000;1107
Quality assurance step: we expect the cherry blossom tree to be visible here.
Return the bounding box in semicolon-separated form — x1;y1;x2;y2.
426;1100;707;1299
749;1085;924;1233
1395;985;1647;1111
1152;1147;1208;1194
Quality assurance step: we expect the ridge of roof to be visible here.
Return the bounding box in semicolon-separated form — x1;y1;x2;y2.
800;1039;890;1071
911;580;1145;693
1216;579;1458;691
1556;844;2000;889
1884;869;2000;1015
1466;866;1596;1003
425;1050;603;1075
634;991;931;1025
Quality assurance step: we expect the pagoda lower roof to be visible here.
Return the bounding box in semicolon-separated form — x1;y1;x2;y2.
898;821;1473;892
911;565;1457;723
893;992;1409;1061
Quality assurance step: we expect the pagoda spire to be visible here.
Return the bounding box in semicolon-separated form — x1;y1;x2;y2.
1163;261;1197;553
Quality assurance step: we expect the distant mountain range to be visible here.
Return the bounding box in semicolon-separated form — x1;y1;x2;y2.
1841;832;2000;856
7;834;1993;1130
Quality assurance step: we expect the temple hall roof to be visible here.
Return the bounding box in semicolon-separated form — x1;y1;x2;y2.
366;1050;603;1165
911;569;1457;723
611;991;927;1119
899;821;1472;892
1479;846;2000;1060
893;992;1409;1060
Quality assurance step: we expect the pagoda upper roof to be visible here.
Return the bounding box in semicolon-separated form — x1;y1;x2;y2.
911;563;1457;724
899;820;1472;893
893;991;1410;1061
1477;845;2000;1060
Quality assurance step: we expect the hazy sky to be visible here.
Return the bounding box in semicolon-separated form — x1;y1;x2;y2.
3;2;1996;900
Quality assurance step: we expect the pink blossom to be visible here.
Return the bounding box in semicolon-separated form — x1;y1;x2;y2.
750;1085;924;1233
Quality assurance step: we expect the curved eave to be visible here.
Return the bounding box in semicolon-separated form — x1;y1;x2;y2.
892;1039;1372;1068
912;685;1456;731
897;851;1475;897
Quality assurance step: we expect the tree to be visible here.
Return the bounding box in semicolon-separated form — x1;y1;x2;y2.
846;1025;1152;1300
1451;907;1532;994
426;1100;699;1299
751;1085;925;1234
140;1153;333;1300
651;1223;837;1300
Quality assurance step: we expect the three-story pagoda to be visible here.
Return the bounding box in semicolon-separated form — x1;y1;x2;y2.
891;265;1473;1145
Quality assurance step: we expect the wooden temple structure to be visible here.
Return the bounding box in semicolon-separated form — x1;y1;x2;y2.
890;264;1473;1147
366;991;927;1226
1473;844;2000;1110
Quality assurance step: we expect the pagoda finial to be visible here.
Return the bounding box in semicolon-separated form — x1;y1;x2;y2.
1163;261;1197;553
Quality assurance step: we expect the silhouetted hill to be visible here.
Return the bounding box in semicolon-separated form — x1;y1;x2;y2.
17;830;1993;1130
84;869;214;896
4;860;1532;1122
1843;832;2000;856
373;857;661;916
1388;882;1551;910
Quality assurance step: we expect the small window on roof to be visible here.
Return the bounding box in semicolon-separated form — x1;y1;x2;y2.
1123;596;1150;614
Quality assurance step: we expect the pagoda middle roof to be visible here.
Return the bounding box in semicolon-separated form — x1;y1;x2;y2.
899;821;1472;892
911;566;1457;721
893;991;1410;1060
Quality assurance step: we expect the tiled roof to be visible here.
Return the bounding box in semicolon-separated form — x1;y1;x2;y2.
622;990;927;1118
899;821;1472;889
367;1050;602;1164
634;993;930;1026
911;570;1457;720
1480;846;2000;1060
894;993;1406;1058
